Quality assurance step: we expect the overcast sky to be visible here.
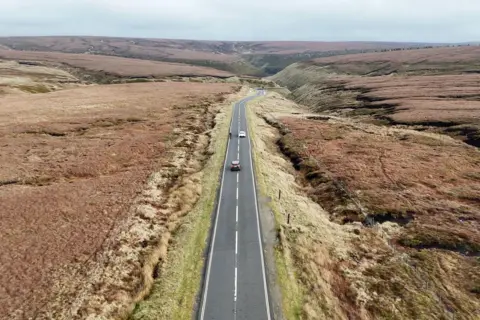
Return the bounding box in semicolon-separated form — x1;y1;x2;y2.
1;0;480;42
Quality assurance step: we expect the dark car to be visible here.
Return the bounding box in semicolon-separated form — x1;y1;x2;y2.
230;160;241;171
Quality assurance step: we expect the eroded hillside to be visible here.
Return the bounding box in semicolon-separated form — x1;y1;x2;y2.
271;46;480;147
248;93;480;320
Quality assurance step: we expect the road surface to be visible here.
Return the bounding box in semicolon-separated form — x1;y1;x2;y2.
199;91;271;320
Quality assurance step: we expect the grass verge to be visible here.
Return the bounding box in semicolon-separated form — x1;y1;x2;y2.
130;99;234;320
246;95;304;319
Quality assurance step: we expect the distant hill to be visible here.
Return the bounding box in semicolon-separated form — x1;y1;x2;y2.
0;36;445;76
308;45;480;76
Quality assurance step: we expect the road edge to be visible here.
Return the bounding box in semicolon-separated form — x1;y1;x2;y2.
245;93;283;320
194;99;235;320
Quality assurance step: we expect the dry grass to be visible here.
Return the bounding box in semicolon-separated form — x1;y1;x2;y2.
311;45;480;75
248;92;480;320
0;36;441;76
0;60;80;95
272;61;480;147
247;41;432;54
246;96;306;319
0;36;428;57
340;74;480;123
130;86;249;320
315;45;480;63
0;37;239;61
248;94;356;319
0;49;233;78
0;81;237;319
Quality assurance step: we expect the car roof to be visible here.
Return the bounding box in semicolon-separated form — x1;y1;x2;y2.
231;160;240;164
239;130;245;133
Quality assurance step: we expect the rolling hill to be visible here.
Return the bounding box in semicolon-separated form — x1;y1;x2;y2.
0;36;443;76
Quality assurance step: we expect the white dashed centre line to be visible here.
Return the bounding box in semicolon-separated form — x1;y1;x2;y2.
235;228;238;254
234;265;237;302
234;172;239;308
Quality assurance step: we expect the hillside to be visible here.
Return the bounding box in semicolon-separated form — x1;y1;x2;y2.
0;49;233;83
267;49;480;318
0;71;239;318
271;45;480;147
0;36;441;76
248;93;480;319
309;45;480;76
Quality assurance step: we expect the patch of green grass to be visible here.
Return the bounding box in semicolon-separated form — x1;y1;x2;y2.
16;84;51;93
130;100;234;320
125;78;152;83
471;286;480;294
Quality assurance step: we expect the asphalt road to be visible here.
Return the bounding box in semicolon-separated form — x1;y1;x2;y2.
199;90;271;320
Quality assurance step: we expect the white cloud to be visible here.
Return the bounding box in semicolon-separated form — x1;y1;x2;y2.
0;0;480;41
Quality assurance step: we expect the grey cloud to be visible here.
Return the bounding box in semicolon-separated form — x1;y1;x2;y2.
0;0;480;41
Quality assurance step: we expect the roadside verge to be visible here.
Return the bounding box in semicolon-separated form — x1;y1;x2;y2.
130;87;248;320
246;93;301;320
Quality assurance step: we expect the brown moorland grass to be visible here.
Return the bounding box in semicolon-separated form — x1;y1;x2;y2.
311;45;480;75
341;74;480;123
247;41;434;54
279;116;480;319
0;60;80;95
0;81;236;319
0;49;233;78
315;45;480;63
0;36;440;76
248;93;480;319
0;37;239;62
0;36;432;57
272;59;480;147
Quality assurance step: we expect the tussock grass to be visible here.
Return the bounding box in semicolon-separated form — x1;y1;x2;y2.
246;95;304;319
0;81;237;319
244;92;480;319
130;90;241;320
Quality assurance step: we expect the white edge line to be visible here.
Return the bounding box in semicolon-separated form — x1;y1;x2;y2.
246;97;272;320
199;101;234;319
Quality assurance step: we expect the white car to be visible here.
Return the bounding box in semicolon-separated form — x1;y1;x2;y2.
239;131;246;138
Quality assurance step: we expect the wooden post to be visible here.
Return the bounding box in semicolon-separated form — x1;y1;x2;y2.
287;214;290;224
278;190;281;200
